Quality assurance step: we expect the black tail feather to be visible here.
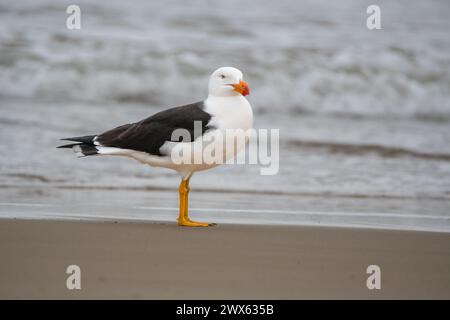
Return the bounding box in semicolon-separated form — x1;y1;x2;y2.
58;135;98;156
60;135;96;144
57;143;80;149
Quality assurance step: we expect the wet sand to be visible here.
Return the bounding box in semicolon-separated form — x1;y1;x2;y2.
0;219;449;299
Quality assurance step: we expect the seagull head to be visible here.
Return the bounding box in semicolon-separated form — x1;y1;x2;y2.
208;67;250;97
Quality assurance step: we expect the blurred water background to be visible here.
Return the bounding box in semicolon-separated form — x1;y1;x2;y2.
1;0;449;231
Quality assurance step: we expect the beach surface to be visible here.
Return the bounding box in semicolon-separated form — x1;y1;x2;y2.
1;219;449;299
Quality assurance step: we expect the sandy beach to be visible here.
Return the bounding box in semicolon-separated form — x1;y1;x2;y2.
0;219;449;299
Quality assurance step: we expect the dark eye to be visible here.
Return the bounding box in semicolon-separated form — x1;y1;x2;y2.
220;74;225;79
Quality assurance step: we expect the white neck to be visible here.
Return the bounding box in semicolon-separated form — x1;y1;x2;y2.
204;95;253;130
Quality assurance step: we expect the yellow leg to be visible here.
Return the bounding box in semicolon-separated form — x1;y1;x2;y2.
183;178;191;221
177;177;216;227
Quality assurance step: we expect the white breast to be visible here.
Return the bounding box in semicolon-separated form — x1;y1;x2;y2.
204;95;253;131
201;95;254;165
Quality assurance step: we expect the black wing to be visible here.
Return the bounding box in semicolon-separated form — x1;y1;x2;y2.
96;101;212;156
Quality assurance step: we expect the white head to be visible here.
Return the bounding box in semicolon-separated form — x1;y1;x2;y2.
208;67;250;98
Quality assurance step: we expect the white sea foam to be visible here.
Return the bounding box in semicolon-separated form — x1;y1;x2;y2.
0;0;449;118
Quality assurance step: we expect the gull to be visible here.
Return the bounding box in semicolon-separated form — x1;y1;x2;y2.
59;67;253;227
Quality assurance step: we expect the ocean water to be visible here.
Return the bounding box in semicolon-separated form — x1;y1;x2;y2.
1;0;450;231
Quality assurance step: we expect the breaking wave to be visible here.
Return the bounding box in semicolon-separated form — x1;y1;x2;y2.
0;0;449;119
